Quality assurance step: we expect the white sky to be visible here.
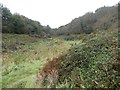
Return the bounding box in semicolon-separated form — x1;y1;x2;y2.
0;0;119;28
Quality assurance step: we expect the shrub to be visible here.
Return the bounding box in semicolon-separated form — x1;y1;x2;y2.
57;30;119;88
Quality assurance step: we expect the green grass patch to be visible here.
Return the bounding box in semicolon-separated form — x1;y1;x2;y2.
2;34;80;88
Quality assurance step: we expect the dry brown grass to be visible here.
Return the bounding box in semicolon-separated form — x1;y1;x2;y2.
36;54;66;87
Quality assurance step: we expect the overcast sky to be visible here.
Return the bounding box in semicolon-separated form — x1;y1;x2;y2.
0;0;119;28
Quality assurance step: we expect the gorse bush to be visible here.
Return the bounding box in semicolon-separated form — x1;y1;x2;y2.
57;29;119;88
37;29;120;88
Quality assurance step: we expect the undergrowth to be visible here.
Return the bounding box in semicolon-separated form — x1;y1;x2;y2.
36;29;120;88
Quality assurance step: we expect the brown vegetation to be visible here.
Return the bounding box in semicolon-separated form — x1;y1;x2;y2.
36;54;66;87
111;41;120;74
112;60;120;74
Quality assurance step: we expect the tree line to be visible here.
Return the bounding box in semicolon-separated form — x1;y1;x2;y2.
1;4;118;36
1;5;50;36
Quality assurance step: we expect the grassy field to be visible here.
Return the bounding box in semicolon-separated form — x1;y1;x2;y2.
2;29;119;88
2;34;82;88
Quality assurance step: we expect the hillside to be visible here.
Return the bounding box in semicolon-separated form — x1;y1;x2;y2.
1;5;52;37
1;3;120;89
55;5;118;35
1;4;118;36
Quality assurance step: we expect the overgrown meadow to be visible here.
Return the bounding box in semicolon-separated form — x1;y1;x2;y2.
2;29;120;88
2;34;81;88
